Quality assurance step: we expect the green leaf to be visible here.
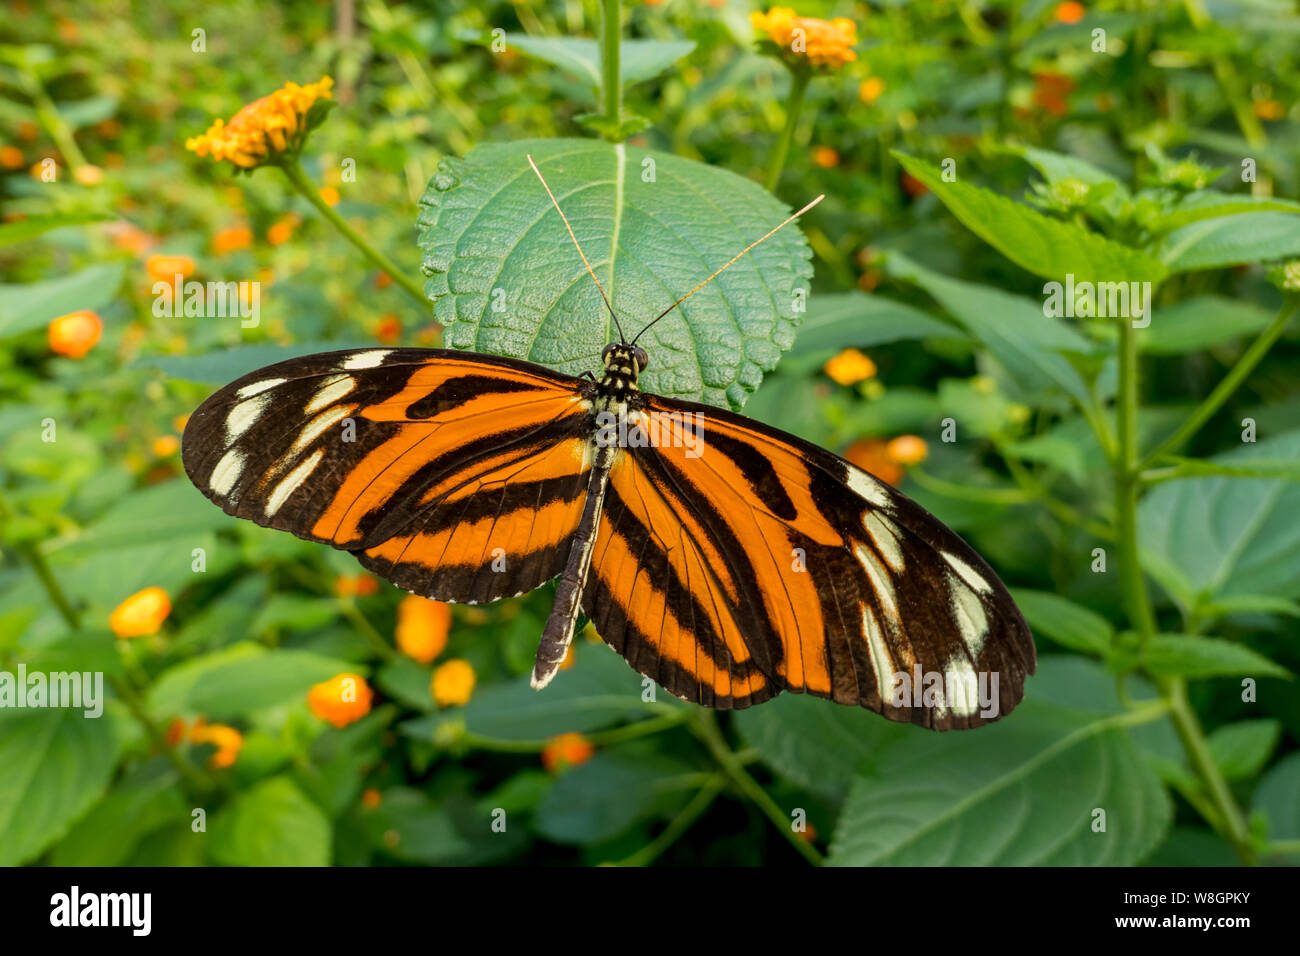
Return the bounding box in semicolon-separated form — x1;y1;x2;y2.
502;35;695;90
1207;719;1280;781
149;642;360;720
210;776;331;866
885;251;1092;404
1158;212;1300;272
893;152;1168;285
827;699;1171;865
1146;190;1300;235
44;479;239;555
1138;430;1300;606
733;692;913;800
361;787;470;863
131;341;351;384
1136;295;1275;355
1011;145;1130;199
50;762;186;865
533;751;697;845
1010;589;1114;655
417;139;814;409
0;211;111;246
400;642;667;743
1153;456;1300;482
1254;752;1300;863
1143;827;1241;866
785;291;964;359
55;94;117;128
0;707;122;865
0;262;124;339
1140;635;1290;679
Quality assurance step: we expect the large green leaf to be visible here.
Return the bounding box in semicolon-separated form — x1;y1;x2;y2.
0;262;124;339
1207;719;1280;781
1254;752;1300;863
1157;212;1300;272
1009;588;1113;655
1147;190;1300;235
417;139;814;409
0;211;111;246
131;341;353;384
1138;430;1300;606
827;700;1171;865
44;479;240;555
0;707;122;865
50;762;186;865
1137;295;1275;355
785;291;964;358
885;251;1092;404
360;787;470;863
893;153;1168;286
210;776;331;866
1139;635;1289;679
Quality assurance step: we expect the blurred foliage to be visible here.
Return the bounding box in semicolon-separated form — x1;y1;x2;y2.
1;0;1299;867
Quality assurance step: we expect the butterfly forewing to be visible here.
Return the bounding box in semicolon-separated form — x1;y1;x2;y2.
182;348;592;604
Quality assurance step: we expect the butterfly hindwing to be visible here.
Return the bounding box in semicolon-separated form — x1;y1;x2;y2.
581;393;1036;728
182;347;592;604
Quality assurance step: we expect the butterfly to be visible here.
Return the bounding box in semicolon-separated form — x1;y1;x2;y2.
182;155;1035;730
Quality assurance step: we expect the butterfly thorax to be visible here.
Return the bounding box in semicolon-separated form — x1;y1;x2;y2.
595;343;648;399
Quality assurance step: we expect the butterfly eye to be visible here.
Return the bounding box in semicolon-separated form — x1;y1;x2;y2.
601;344;616;364
632;346;649;371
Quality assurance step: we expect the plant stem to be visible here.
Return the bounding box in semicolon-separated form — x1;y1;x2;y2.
18;67;89;173
338;597;396;661
1115;318;1158;642
279;158;429;310
1139;297;1297;469
611;775;727;866
765;68;811;193
691;711;825;865
601;0;623;139
1164;677;1255;864
464;710;690;753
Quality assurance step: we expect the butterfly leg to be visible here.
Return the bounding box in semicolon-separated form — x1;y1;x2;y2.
531;441;616;689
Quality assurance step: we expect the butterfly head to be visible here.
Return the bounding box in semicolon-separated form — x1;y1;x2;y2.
599;343;648;394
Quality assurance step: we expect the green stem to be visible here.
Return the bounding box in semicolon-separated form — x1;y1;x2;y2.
18;67;89;172
1115;319;1158;642
691;712;824;865
1139;297;1297;470
279;159;429;311
906;467;1033;505
1266;839;1300;856
601;0;623;139
464;710;690;753
1001;455;1117;541
1164;677;1255;864
338;597;397;661
611;775;727;866
765;68;811;193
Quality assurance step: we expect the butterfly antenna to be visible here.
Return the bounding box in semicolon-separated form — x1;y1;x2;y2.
527;154;627;343
630;194;825;346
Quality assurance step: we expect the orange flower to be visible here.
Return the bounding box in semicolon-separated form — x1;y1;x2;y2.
105;221;153;254
0;146;24;169
190;721;244;768
1253;99;1285;121
844;439;903;486
164;718;187;746
308;673;374;728
374;271;394;290
73;164;104;186
146;254;195;283
212;224;253;255
48;310;102;359
431;659;476;707
811;146;839;169
1054;1;1086;23
752;7;857;70
542;732;595;773
823;348;876;386
886;435;928;465
319;185;340;206
859;77;885;105
152;435;180;457
1032;72;1075;117
333;573;379;597
110;586;172;637
900;170;928;198
375;314;402;345
361;787;382;808
186;76;334;168
266;215;298;246
395;596;452;664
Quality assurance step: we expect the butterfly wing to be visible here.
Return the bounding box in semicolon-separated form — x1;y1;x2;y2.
182;348;594;604
580;393;1036;729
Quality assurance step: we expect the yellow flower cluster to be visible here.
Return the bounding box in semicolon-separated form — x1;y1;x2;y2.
751;7;857;71
186;77;334;168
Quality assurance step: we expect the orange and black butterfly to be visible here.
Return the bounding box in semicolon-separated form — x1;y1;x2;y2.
183;157;1035;730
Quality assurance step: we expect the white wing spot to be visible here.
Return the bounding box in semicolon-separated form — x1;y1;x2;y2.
854;543;899;625
225;394;270;443
293;405;353;454
304;374;356;414
949;571;989;657
342;350;391;370
210;448;245;496
862;512;904;573
845;465;894;511
265;448;324;517
235;378;285;399
942;550;992;594
943;656;980;717
861;606;895;699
